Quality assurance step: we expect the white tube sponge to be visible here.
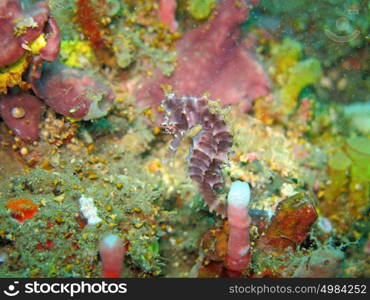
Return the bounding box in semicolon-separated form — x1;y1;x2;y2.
226;181;252;273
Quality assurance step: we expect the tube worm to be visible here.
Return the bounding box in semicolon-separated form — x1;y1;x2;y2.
226;180;251;273
99;234;125;278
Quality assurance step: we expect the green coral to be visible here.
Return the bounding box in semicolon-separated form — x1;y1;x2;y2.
187;0;216;20
322;137;369;233
280;58;322;114
60;40;96;68
257;0;369;103
270;38;303;75
110;2;177;75
112;30;137;69
46;0;80;40
345;137;370;206
268;38;322;115
346;137;370;181
343;102;370;135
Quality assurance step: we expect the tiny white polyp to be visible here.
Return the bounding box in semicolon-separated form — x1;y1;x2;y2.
227;181;251;208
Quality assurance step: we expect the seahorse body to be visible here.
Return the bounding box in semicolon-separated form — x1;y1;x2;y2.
161;94;232;216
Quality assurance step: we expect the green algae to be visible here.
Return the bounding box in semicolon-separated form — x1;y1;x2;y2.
187;0;216;20
346;137;370;180
280;58;322;115
0;156;167;277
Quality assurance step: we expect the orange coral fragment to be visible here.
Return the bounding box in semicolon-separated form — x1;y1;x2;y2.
6;198;38;223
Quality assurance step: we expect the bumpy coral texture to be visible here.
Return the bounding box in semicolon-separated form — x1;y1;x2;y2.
137;0;269;111
161;94;232;216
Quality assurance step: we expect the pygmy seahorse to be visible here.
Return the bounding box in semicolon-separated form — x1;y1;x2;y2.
161;94;232;217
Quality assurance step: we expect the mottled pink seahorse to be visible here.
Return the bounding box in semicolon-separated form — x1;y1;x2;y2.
161;94;232;217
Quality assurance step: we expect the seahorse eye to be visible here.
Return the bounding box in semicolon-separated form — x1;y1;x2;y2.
162;122;176;134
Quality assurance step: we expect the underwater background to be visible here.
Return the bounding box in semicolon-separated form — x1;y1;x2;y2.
0;0;368;278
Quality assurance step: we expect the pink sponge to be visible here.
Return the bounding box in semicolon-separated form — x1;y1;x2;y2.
32;63;115;120
158;0;178;31
137;0;269;111
99;234;125;278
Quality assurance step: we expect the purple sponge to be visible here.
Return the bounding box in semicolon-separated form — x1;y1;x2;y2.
0;93;45;141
